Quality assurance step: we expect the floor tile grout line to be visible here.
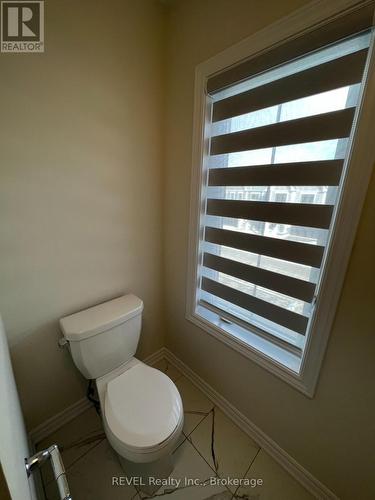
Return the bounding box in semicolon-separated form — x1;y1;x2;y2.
184;430;232;497
157;368;258;499
42;437;106;488
186;403;262;499
175;374;269;498
210;407;219;472
183;409;213;439
43;360;263;499
181;384;215;439
168;368;184;383
53;428;106;453
165;359;309;498
185;435;219;477
232;446;262;498
159;359;184;384
139;479;224;500
172;434;187;455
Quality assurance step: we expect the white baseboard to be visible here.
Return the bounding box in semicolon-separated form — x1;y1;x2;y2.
163;348;339;500
28;346;337;499
29;397;91;445
142;346;166;366
29;348;166;445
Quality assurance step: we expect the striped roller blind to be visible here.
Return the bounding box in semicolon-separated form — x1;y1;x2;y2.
196;23;373;351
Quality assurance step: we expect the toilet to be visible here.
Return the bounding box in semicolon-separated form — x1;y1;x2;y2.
59;295;184;489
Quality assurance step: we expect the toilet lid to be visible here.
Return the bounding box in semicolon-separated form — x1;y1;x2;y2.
105;364;183;450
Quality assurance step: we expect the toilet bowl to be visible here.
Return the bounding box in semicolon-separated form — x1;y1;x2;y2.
59;295;184;483
96;358;184;464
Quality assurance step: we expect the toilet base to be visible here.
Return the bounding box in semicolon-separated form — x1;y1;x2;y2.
118;453;174;495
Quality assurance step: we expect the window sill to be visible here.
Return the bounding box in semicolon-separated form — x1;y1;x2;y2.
186;305;313;397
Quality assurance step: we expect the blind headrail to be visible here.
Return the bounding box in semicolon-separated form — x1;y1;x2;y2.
207;2;375;93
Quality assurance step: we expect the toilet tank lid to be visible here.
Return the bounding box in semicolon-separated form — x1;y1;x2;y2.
60;295;143;341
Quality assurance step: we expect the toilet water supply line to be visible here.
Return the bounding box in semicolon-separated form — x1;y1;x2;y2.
58;336;101;415
25;444;72;500
87;379;101;414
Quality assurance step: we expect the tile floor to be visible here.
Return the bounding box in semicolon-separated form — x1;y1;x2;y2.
35;359;315;500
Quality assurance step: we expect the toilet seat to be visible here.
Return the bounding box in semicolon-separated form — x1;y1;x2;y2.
104;363;183;458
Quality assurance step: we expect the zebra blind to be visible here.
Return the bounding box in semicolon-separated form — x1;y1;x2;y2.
196;29;372;350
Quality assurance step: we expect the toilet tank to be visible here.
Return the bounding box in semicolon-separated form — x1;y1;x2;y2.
60;295;143;380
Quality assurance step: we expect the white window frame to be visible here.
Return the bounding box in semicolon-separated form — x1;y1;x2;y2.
186;0;375;397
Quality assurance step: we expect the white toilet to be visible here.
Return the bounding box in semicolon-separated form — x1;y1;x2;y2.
59;295;184;488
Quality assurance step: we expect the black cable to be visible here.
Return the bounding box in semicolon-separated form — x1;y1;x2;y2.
86;380;101;415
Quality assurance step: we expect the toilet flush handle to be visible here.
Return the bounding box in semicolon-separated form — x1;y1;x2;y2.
58;337;68;348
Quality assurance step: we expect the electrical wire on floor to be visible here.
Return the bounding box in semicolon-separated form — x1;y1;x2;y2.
86;380;101;415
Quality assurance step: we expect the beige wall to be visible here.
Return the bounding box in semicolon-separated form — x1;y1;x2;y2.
1;0;374;497
164;1;375;499
0;0;165;429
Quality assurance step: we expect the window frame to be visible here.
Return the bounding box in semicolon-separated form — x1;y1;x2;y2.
186;0;375;397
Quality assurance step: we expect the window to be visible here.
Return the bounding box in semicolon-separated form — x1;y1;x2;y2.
300;194;316;204
274;193;288;203
187;2;375;395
